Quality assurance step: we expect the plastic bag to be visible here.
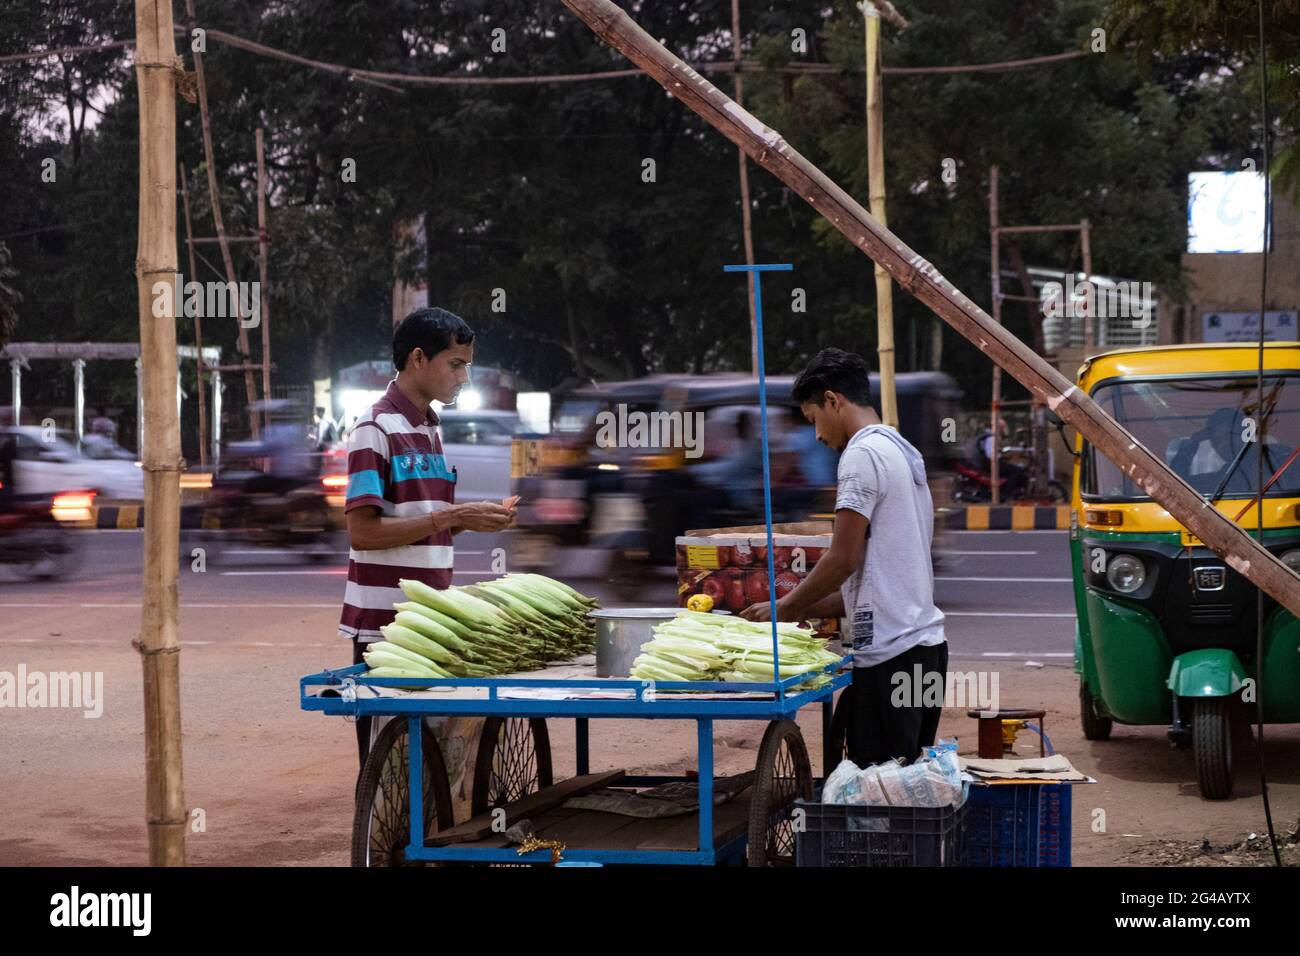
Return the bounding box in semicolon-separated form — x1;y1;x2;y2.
822;749;967;808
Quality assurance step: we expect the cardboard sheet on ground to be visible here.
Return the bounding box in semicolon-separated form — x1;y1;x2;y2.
959;753;1091;782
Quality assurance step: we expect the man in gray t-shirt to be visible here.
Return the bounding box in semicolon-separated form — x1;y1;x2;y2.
741;347;947;767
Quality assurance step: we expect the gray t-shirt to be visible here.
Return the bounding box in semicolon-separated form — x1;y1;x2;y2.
835;425;946;667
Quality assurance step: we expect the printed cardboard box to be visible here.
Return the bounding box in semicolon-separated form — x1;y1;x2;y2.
676;523;840;637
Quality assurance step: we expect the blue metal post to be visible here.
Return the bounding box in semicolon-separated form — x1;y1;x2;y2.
697;718;713;859
407;716;424;856
724;263;793;698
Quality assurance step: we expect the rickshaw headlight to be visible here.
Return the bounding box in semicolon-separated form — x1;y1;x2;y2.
1106;554;1146;593
1280;549;1300;575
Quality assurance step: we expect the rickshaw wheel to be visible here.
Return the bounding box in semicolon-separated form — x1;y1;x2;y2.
747;720;813;867
1079;683;1112;741
1192;698;1234;800
470;717;553;817
352;719;455;867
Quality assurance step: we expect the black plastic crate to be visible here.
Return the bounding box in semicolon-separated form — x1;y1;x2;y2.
794;792;967;867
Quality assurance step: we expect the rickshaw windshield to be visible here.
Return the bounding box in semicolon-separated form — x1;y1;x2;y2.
1084;374;1300;500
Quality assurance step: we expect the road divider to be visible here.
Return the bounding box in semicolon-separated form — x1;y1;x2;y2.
941;504;1070;531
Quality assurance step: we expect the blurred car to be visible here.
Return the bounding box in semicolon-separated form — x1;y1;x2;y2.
438;408;524;502
0;426;143;499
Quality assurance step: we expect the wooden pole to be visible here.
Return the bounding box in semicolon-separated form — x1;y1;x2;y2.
730;0;758;374
988;166;1002;504
255;128;272;427
133;0;186;866
864;4;898;427
178;162;208;467
184;0;260;439
559;0;1300;617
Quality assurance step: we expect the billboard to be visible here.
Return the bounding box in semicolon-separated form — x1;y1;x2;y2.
1187;171;1268;254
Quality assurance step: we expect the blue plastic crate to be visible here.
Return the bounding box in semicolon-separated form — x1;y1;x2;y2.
965;783;1071;867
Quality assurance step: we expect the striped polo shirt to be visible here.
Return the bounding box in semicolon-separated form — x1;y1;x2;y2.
338;380;456;642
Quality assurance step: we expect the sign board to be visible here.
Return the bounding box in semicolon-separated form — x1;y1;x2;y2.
1201;310;1297;342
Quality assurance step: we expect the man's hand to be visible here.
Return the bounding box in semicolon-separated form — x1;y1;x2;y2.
449;501;515;533
740;598;785;622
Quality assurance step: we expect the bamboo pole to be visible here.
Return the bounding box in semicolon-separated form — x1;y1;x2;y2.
178;162;208;467
133;0;186;866
256;128;272;427
559;0;1300;617
863;4;897;427
730;0;758;374
988;166;1002;504
184;0;260;439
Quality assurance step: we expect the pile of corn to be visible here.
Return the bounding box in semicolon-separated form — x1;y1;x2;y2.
361;573;599;680
629;610;843;686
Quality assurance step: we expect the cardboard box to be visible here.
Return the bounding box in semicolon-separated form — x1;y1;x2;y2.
676;524;839;636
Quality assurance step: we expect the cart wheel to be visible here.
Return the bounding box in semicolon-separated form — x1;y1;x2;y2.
352;718;455;867
471;717;553;816
747;720;813;867
1079;682;1112;741
1193;697;1234;800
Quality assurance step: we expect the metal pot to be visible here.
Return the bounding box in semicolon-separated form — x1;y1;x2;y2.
589;607;681;677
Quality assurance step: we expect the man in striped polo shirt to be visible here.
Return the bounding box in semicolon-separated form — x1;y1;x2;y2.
340;307;515;766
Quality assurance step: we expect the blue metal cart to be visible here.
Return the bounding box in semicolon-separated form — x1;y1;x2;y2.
301;659;850;866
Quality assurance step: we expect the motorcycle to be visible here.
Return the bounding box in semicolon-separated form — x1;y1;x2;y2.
0;491;87;580
952;453;1066;503
185;464;338;565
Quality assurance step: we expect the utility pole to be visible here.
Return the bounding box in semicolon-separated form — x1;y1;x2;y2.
988;165;1002;503
133;0;187;866
861;1;906;428
256;128;272;428
730;0;758;374
185;0;261;439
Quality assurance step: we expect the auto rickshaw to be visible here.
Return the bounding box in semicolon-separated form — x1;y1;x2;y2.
1069;343;1300;798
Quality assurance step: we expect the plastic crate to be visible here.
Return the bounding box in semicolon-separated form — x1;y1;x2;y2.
965;783;1071;867
794;794;967;867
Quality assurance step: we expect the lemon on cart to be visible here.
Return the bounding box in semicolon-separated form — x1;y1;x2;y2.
686;593;714;613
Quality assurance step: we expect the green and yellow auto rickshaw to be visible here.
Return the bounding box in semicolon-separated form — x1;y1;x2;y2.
1070;343;1300;798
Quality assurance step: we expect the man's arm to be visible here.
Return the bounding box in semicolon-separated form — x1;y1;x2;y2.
739;508;867;622
347;505;457;551
348;501;514;550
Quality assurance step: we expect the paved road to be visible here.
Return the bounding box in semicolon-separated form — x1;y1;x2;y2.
0;528;1075;663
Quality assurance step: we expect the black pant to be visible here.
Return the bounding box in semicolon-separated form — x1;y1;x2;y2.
846;641;949;767
352;640;373;770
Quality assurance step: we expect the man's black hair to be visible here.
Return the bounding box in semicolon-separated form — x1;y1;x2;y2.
393;307;475;371
791;347;874;408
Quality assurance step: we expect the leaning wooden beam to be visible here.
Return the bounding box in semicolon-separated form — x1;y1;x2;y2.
560;0;1300;617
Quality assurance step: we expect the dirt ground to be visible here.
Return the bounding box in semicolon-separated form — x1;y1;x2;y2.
2;631;1298;866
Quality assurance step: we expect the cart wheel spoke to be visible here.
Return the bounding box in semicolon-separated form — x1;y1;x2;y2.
472;717;553;817
352;720;455;867
748;720;812;867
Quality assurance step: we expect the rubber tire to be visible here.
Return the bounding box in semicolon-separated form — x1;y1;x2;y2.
747;720;813;867
470;717;553;817
827;690;851;767
1079;682;1112;741
1192;697;1234;800
351;718;455;867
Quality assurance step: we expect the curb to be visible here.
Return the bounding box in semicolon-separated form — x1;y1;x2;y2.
941;504;1070;531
